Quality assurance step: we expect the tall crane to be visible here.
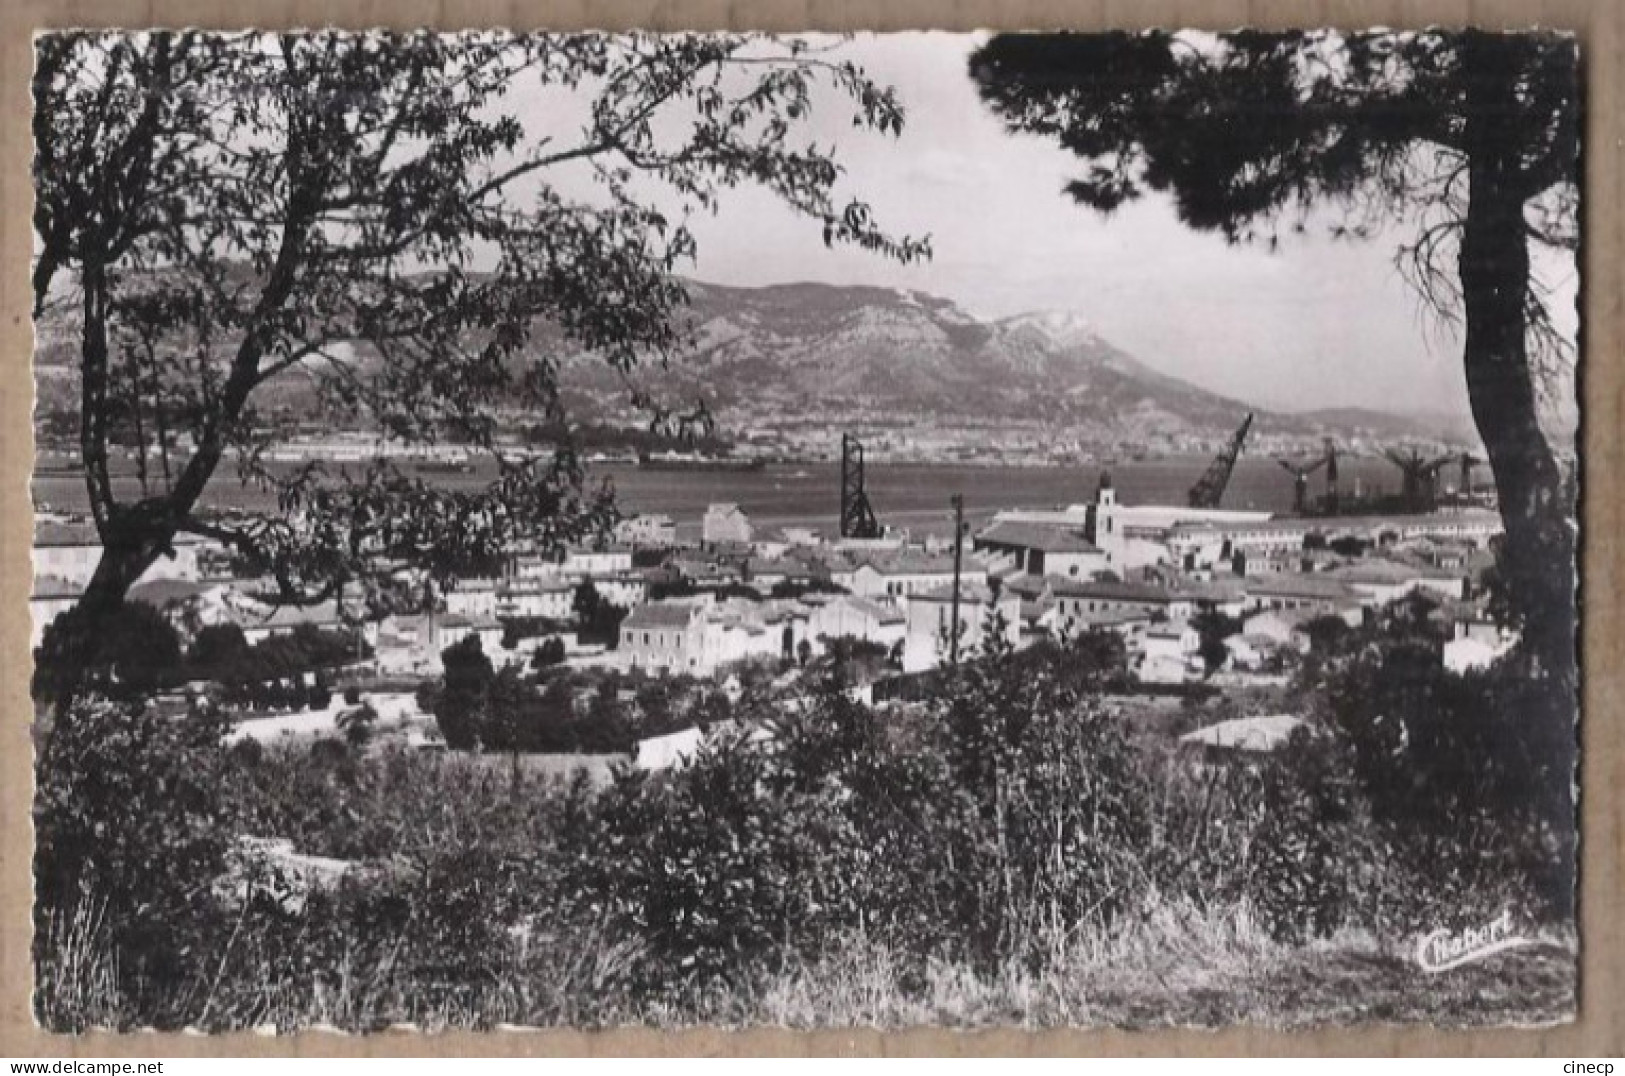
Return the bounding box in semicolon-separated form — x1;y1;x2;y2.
840;433;882;539
1188;413;1254;509
1277;454;1329;515
1384;447;1457;512
1457;451;1484;500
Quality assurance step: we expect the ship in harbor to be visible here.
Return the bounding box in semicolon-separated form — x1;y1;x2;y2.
637;449;767;473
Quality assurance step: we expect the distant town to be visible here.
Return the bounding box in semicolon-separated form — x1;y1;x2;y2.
31;421;1515;768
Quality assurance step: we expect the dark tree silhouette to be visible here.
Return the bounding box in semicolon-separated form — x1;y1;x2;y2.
970;29;1578;698
33;31;928;716
432;634;495;751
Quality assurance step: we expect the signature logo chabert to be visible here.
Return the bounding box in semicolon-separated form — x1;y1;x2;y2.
1416;909;1534;973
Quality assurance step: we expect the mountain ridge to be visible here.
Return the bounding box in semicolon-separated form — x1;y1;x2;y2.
31;275;1470;449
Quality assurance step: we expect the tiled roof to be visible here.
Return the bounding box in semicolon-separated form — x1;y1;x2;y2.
1049;579;1192;603
861;552;968;576
1245;574;1360;600
826;595;905;624
976;520;1099;554
623;602;703;630
912;582;1002;604
239;601;345;631
1074;607;1154;626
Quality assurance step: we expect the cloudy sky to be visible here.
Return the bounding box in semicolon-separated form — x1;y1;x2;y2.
518;33;1580;421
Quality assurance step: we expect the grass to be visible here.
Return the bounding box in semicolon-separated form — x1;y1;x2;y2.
36;896;1575;1032
750;901;1576;1030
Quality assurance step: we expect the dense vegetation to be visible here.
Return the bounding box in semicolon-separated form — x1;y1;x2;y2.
33;607;368;710
35;619;1572;1031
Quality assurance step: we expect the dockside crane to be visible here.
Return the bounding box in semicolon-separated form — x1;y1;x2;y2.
1277;454;1329;515
1188;413;1254;509
840;433;883;539
1323;438;1341;515
1456;451;1484;499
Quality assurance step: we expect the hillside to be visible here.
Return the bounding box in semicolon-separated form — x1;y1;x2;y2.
32;277;1466;448
554;281;1293;440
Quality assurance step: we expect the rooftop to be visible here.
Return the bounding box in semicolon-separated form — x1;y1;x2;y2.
236;601;346;632
623;602;704;630
34;519;208;547
1245;574;1360;601
1049;579;1193;603
861;552;973;576
826;594;906;624
912;582;1003;604
34;520;101;547
1328;559;1458;585
975;520;1100;555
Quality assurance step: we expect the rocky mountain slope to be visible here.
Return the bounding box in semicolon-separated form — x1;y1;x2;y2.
33;277;1464;446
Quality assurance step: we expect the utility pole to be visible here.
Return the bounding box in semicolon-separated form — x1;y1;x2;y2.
949;494;964;667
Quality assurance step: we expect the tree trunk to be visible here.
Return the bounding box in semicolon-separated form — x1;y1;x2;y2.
1457;33;1578;818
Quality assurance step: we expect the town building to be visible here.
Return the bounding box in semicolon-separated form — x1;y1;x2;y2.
33;518;217;588
619;596;814;678
444;577;501;618
1046;579;1197;625
1243;574;1364;615
234;600;353;647
973;519;1109;580
562;546;635;576
807;594;907;651
1134;619;1203;684
901;583;1022;673
613;513;677;548
1327;559;1469;605
702;503;753;545
840;552;986;602
495;579;575;620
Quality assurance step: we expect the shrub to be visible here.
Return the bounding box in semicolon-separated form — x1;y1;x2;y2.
1320;635;1573;921
34;696;231;1019
33;602;185;705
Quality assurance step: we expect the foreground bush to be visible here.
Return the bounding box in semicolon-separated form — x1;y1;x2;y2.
33;629;1572;1029
34;696;232;1028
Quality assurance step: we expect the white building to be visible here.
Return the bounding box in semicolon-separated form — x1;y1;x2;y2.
1140;619;1200;664
436;613;506;656
613;513;677;548
974;519;1109;580
373;613;456;676
702;503;753;545
590;573;649;610
444;577;501;618
33;518;217;588
901;583;1023;674
1243;574;1364;614
563;546;634;576
841;552;986;602
1442;618;1518;674
496;579;575;620
1328;559;1470;604
1047;579;1197;625
807;594;907;651
619;597;813;678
